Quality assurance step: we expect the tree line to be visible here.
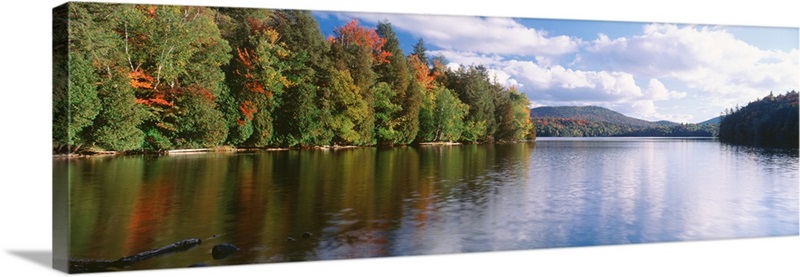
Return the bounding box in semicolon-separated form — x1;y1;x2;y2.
53;3;534;153
533;118;717;137
718;91;798;148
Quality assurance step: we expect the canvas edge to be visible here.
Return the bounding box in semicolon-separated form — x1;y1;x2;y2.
52;1;70;273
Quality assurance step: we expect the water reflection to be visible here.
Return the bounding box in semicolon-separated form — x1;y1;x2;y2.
59;139;798;270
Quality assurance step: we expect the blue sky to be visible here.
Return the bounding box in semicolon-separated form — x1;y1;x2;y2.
314;11;799;123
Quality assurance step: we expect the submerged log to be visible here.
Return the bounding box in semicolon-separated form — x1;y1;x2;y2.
117;238;202;264
67;259;116;273
68;238;202;273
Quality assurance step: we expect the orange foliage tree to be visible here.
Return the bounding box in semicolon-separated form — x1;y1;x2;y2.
329;19;392;64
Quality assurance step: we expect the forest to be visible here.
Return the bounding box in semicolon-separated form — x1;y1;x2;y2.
533;118;717;137
718;91;798;148
53;3;534;153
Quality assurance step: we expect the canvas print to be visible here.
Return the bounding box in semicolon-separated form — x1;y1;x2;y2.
52;1;799;273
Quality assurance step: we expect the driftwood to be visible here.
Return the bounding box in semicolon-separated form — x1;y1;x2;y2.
68;238;202;273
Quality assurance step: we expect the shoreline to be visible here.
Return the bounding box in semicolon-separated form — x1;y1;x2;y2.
52;140;547;159
53;143;474;158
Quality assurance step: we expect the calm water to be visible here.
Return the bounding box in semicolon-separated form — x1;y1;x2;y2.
55;138;799;270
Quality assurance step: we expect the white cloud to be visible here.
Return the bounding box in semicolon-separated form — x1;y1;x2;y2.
431;53;694;121
500;60;645;102
342;12;582;58
486;68;522;88
429;50;505;67
584;24;799;105
644;79;687;101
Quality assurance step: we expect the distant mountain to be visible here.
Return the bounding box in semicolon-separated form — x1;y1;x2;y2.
530;106;676;128
699;116;722;125
530;106;716;137
653;120;679;126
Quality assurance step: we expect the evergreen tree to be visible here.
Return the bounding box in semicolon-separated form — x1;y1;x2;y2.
446;65;496;142
376;21;420;144
411;38;429;67
270;10;332;146
373;82;402;145
91;70;147;151
54;52;102;152
172;86;228;148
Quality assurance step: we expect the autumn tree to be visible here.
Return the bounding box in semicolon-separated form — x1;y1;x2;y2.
327;19;394;145
132;6;232;150
494;86;533;142
510;88;534;141
220;9;292;147
56;4;538;151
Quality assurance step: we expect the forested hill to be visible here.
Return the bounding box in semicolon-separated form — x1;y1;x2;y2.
531;106;718;137
530;106;675;128
718;91;798;148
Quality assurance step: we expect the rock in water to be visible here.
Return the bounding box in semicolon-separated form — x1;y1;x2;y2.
301;232;312;239
212;243;240;259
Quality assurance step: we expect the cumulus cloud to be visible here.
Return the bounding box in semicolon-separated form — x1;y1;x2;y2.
583;24;799;104
432;55;686;121
499;60;645;102
643;79;687;101
340;12;582;58
428;50;505;67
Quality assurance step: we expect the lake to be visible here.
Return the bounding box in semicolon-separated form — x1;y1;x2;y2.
55;137;799;270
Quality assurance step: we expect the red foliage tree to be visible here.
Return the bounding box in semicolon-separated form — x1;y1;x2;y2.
331;19;391;64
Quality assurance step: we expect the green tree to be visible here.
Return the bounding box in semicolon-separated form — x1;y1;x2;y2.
411;38;429;67
54;52;102;152
91;70;147;151
432;87;469;142
409;51;440;143
376;21;420;144
446;65;496;142
373;82;402;145
327;69;370;145
271;10;332;146
171;87;228;148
